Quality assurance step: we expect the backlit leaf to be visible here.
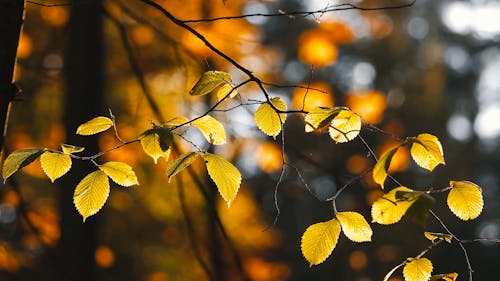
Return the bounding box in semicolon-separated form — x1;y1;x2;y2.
403;258;433;281
329;110;361;143
424;232;452;244
192;115;226;145
2;148;44;182
430;273;458;281
371;186;414;225
73;170;110;222
166;152;200;182
304;107;340;132
373;146;399;189
190;71;232;96
214;82;238;101
254;97;287;138
100;161;138;187
396;190;435;226
61;144;85;154
40;151;72;182
202;153;241;207
301;219;341;266
139;127;173;164
409;133;445;171
336;211;372;242
164;116;190;128
76;116;113;135
447;181;483;220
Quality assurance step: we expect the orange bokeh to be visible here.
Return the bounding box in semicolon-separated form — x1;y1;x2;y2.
349;250;368;271
378;141;409;173
291;82;334;111
131;25;155;46
95;246;115;268
17;32;32;59
298;29;338;67
319;21;355;45
256;142;283;173
40;7;69;27
346;90;387;124
346;154;369;174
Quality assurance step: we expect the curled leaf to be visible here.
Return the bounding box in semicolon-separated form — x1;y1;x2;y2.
254;97;287;138
76;116;113;135
301;219;341;266
329;110;361;143
40;151;72;182
61;144;85;154
447;181;483;220
2;148;45;182
409;133;445;171
430;273;458;281
424;232;452;244
336;211;372;242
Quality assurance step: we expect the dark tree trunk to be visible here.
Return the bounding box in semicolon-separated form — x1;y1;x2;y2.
57;1;104;281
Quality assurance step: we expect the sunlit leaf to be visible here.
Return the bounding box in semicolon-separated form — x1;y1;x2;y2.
166;152;200;182
373;146;399;189
61;144;85;154
403;258;433;281
73;170;110;222
254;97;287;138
2;148;44;182
304;107;339;132
164;116;190;127
430;273;458;281
192;115;226;145
336;211;372;242
301;219;341;266
100;161;138;187
447;181;483;220
40;151;72;182
409;133;445;171
424;232;452;244
76;116;113;135
214;82;238;102
139;126;173;164
396;190;435;225
371;186;414;225
202;153;241;207
329;109;361;143
190;70;232;96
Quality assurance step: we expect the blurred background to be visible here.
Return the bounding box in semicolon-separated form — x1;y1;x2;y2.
1;0;499;280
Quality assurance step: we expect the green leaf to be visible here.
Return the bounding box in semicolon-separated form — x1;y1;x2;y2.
408;133;445;171
73;170;110;222
202;153;241;207
192;115;226;145
76;116;113;135
61;144;85;154
424;232;452;244
396;190;435;226
373;146;399;189
190;71;232;96
254;97;287;138
166;152;200;182
403;258;433;281
329;110;361;143
336;211;372;242
40;151;72;182
304;107;340;132
139;126;173;164
100;161;139;187
2;148;45;182
301;219;341;266
447;180;483;220
371;186;414;225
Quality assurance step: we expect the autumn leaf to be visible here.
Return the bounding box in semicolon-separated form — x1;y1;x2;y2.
329;109;361;143
447;181;483;220
100;161;138;187
336;211;372;242
139;126;173;164
403;258;433;281
166;152;200;182
192;115;226;145
254;97;287;138
73;170;110;222
76;116;113;135
214;82;238;101
61;144;85;154
2;148;45;182
430;273;458;281
424;232;452;244
301;219;341;266
190;70;232;96
371;186;414;225
40;151;72;182
408;133;445;171
304;107;340;132
202;153;241;207
164;116;190;127
373;146;400;189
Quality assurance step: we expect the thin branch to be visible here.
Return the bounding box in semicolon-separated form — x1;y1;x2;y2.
26;1;72;7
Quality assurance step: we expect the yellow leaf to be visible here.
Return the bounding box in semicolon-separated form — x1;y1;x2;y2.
139;127;172;164
100;161;138;187
430;273;458;281
304;107;339;132
373;146;399;189
61;144;85;154
336;211;372;242
73;170;110;222
190;70;232;96
403;258;433;281
2;148;44;182
409;133;445;171
447;181;483;220
164;116;190;127
424;232;452;244
166;152;200;182
214;82;238;102
329;110;361;143
202;153;241;207
192;115;226;145
76;116;113;135
40;151;72;182
371;186;414;225
301;219;341;266
254;97;287;138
